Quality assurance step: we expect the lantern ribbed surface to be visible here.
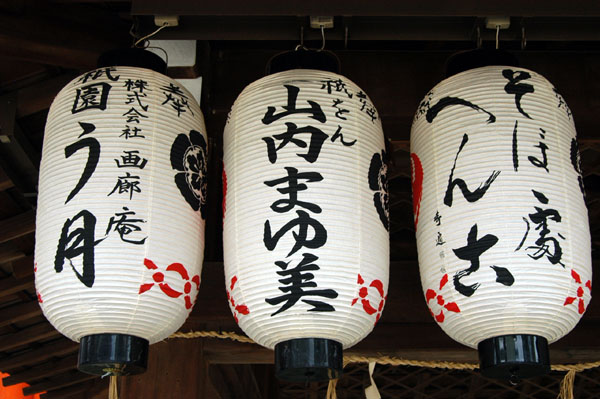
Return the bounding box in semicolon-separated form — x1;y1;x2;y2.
35;66;207;344
411;65;591;349
223;69;389;349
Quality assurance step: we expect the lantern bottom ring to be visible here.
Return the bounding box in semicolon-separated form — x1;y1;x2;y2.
274;338;343;382
78;333;149;376
478;334;550;381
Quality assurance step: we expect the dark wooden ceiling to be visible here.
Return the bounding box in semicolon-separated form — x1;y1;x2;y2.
1;1;600;398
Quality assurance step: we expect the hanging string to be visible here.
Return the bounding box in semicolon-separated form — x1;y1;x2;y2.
319;25;326;51
557;369;576;399
326;379;338;399
108;376;118;399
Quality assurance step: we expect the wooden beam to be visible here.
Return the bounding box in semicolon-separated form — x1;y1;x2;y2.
131;0;600;17
0;339;77;372
23;370;96;396
0;165;13;191
0;300;42;329
0;6;129;69
0;323;60;353
16;73;78;118
0;210;36;244
0;242;25;264
0;273;34;300
2;354;77;386
10;255;34;279
41;382;88;399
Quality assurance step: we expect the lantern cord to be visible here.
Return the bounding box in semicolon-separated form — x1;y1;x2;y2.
557;369;576;399
133;23;170;48
108;376;118;399
170;330;600;397
326;379;338;399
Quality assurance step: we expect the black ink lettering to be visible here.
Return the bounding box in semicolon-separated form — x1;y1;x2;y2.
503;69;534;119
453;224;498;297
264;167;323;213
426;97;496;124
263;210;327;257
262;122;328;164
262;85;326;125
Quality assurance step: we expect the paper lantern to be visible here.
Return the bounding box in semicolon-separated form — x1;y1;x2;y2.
411;60;591;380
35;49;207;375
223;62;389;381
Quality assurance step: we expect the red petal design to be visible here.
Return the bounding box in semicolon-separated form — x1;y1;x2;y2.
357;274;364;285
359;287;369;298
185;296;193;309
184;282;192;294
166;263;190;280
564;297;576;305
571;269;582;284
236;305;250;315
370;279;385;297
144;258;158;270
425;289;436;303
577;286;584;297
233;313;239;323
578;299;586;314
152;272;164;283
586;280;592;292
159;283;183;298
230;276;238;290
439;274;449;290
437;295;445;306
192;275;200;289
37;293;43;303
139;283;154;294
435;311;445;323
444;302;461;313
378;299;385;311
375;313;381;324
351;298;358;306
361;299;377;315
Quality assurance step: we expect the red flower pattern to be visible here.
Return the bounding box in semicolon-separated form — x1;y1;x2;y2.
351;274;387;325
425;274;460;323
34;262;43;303
139;258;200;310
227;276;250;323
564;269;591;315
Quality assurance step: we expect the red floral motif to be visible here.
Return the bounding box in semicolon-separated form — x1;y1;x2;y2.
425;274;460;323
410;153;423;231
351;274;387;325
139;258;200;310
564;269;592;315
222;165;227;221
227;276;250;323
34;262;43;303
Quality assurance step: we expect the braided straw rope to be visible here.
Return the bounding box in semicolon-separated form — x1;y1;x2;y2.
169;330;600;399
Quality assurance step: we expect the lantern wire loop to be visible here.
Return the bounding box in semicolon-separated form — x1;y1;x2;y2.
133;23;170;48
495;25;500;50
293;24;327;52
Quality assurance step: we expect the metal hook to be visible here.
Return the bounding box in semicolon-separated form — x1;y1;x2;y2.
521;26;527;50
295;26;308;51
495;25;500;50
476;26;482;48
344;26;349;50
319;25;326;51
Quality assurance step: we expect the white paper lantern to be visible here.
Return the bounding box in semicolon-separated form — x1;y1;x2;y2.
35;57;207;375
411;64;591;379
223;68;389;381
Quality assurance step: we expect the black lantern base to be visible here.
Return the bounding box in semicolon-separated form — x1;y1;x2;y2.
97;48;167;74
266;48;340;74
478;334;550;381
445;48;519;77
78;333;149;376
275;338;343;382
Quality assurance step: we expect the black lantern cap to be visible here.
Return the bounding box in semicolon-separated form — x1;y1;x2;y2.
478;334;550;381
274;338;343;382
78;333;149;376
266;48;340;75
97;48;167;74
445;48;519;78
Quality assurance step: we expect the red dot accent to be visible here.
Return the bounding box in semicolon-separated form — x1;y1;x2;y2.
359;287;369;298
437;295;445;306
153;272;164;283
184;282;191;294
577;286;584;297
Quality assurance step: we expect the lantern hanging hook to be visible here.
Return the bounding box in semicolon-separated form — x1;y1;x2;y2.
495;25;500;50
319;25;326;51
521;26;527;50
476;26;482;48
133;22;170;48
295;26;308;51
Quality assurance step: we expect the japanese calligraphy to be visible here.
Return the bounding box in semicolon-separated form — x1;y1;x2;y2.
105;207;147;245
64;122;100;204
72;83;111;114
503;69;534;119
